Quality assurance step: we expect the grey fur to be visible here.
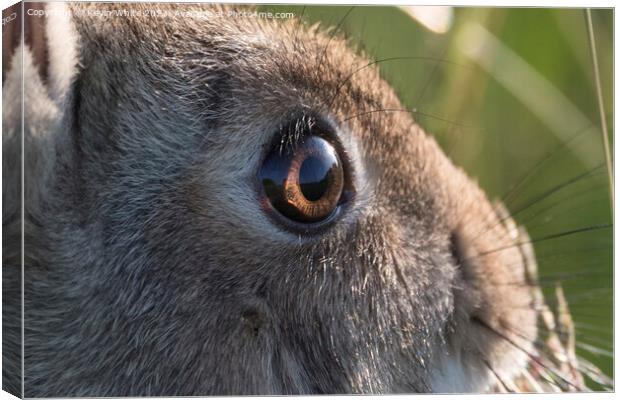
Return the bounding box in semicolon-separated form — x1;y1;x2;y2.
3;3;537;396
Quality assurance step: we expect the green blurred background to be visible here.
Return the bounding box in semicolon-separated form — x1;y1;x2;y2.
260;5;613;389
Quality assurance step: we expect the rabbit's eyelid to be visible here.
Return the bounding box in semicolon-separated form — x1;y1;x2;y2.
335;124;368;195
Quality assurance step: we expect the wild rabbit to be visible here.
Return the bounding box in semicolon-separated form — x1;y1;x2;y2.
3;2;583;396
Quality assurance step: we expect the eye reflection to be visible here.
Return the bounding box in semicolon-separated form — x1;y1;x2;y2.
260;135;345;223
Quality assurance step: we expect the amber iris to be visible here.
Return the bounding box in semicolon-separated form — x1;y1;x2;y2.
260;135;344;223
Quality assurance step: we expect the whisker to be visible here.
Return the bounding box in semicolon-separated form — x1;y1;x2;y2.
574;356;613;387
504;324;593;390
464;223;611;263
521;181;608;233
327;56;467;109
292;6;307;45
414;47;451;106
509;299;611;313
444;126;465;159
518;367;547;392
507;246;610;269
507;163;605;219
534;270;611;283
533;244;610;260
469;163;605;243
317;6;355;74
499;123;596;208
466;261;610;289
482;358;514;392
547;310;611;320
482;273;611;289
472;316;581;391
341;107;476;129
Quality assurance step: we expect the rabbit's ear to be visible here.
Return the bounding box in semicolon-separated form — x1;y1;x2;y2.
2;2;80;221
3;2;79;106
2;2;27;84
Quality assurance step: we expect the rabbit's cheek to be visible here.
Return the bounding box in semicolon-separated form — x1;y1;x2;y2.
435;196;538;392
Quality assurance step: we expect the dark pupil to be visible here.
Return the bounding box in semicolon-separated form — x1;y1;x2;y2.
298;156;331;201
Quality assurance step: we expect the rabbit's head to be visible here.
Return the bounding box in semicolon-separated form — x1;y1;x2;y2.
4;3;538;395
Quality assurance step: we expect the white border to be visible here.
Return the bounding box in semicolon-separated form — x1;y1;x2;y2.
0;1;615;400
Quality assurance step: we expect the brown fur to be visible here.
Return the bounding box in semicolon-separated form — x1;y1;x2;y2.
3;3;536;395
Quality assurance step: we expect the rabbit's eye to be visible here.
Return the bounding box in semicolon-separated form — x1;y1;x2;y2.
259;135;346;224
